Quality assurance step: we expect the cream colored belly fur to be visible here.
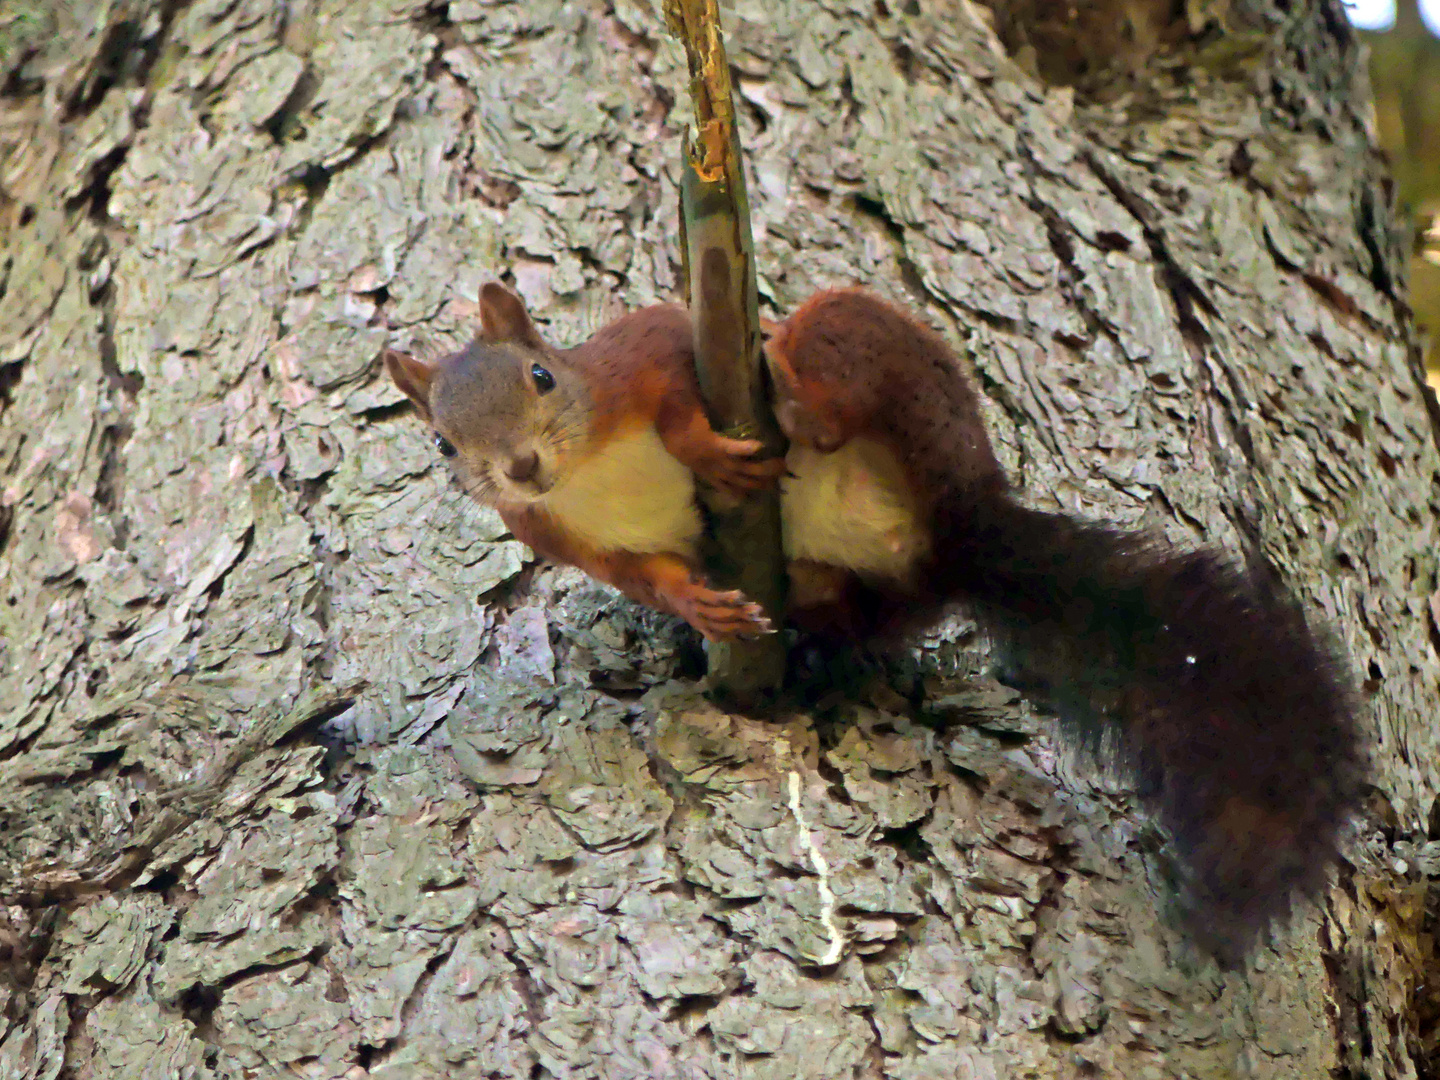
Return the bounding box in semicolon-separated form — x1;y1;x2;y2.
538;426;703;557
781;439;931;584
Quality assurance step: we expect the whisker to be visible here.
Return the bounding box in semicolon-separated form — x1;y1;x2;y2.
404;489;511;577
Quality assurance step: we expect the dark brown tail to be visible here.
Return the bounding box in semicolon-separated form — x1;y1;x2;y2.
932;495;1366;961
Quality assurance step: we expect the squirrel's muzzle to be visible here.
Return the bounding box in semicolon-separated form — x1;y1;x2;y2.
503;450;540;483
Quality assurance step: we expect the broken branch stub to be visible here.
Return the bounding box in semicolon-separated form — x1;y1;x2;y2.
667;0;787;699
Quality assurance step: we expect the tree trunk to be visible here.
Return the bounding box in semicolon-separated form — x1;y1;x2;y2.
1;0;1436;1076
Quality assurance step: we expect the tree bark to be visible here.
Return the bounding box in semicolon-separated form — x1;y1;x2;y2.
1;0;1437;1077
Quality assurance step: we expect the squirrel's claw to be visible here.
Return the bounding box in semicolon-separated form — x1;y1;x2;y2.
671;577;776;641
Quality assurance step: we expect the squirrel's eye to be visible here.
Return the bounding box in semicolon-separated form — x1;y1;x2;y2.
530;364;555;394
434;434;457;458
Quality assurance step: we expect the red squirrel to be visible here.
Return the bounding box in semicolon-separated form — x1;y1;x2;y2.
384;283;784;641
765;287;1366;960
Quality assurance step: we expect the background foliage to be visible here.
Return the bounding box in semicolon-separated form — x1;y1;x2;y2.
1360;0;1440;378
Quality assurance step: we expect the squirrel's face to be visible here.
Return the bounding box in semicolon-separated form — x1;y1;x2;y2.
383;282;594;506
427;343;592;503
763;337;845;453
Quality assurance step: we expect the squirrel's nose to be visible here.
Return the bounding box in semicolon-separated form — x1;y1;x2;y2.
504;451;539;482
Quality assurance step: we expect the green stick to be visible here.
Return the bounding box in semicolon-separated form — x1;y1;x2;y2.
666;0;787;701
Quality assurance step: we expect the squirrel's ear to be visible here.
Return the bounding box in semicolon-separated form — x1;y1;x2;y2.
478;283;547;350
760;333;795;384
383;348;437;422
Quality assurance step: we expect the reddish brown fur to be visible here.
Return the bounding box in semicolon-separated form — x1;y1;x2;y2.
568;304;782;492
767;287;1366;962
767;287;1006;511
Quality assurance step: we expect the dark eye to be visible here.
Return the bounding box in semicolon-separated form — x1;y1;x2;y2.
530;364;555;394
434;433;457;458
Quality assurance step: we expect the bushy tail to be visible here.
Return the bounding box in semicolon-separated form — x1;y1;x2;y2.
934;495;1366;961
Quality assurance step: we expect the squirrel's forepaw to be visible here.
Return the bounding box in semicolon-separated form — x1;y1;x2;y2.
696;437;788;500
671;575;775;642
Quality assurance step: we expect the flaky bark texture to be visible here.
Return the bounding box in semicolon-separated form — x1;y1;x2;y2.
1;0;1437;1076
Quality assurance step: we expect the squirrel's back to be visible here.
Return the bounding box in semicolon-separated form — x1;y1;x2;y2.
565;303;695;442
769;288;1005;503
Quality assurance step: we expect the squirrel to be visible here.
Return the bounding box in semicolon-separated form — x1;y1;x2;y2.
764;286;1366;961
383;283;785;642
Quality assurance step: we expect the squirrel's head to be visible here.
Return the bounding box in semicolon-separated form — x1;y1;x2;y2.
384;283;594;504
762;323;847;454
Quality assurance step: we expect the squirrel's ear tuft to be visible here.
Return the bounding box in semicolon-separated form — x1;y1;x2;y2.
478;283;547;350
383;348;437;422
